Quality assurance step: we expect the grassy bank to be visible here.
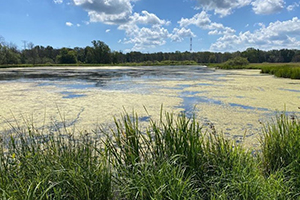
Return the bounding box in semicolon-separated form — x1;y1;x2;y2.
209;62;300;79
1;111;300;199
0;60;198;68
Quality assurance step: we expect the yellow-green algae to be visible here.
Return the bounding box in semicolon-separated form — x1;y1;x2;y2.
1;68;300;148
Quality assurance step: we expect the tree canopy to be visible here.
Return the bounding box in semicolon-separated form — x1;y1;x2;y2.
0;36;300;65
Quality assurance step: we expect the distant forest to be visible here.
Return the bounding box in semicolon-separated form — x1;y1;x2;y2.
1;37;300;65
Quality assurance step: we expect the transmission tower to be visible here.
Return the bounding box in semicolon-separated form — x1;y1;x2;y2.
22;40;27;50
190;37;192;52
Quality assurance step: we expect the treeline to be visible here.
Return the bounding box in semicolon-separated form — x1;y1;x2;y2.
1;37;300;65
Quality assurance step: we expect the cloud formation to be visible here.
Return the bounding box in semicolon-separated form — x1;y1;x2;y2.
66;22;73;26
72;0;183;50
210;17;300;51
287;1;299;11
71;0;299;52
252;0;285;14
179;11;210;27
178;11;235;35
130;11;170;26
170;28;196;42
120;25;169;51
53;0;63;4
72;0;134;24
194;0;251;17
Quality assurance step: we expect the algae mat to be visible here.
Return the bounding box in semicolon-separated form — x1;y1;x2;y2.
1;66;300;148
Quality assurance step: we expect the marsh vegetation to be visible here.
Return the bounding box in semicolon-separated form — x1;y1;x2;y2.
1;111;300;199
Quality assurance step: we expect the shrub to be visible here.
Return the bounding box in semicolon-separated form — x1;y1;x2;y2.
218;57;250;69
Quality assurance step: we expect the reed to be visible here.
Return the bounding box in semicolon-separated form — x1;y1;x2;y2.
0;110;299;199
0;123;112;199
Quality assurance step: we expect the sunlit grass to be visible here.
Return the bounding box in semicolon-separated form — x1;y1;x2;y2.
0;110;299;199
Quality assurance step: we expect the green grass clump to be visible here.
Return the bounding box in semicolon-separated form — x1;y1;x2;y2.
0;126;112;200
260;113;300;197
1;110;300;199
261;65;300;79
209;57;250;69
104;112;285;199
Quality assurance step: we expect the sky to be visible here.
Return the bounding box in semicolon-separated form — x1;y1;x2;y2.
0;0;300;53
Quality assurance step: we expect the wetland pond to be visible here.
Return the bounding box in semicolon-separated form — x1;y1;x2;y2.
1;65;300;148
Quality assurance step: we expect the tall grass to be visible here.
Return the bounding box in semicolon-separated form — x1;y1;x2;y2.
1;110;300;199
260;113;300;197
261;65;300;79
104;112;287;199
0;124;112;199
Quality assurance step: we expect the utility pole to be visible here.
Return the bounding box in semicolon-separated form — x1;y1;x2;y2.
190;37;192;52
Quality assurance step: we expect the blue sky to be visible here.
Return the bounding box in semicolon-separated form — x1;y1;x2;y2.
0;0;300;53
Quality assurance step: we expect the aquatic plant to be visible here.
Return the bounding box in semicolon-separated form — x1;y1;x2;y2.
261;65;300;79
260;113;300;197
0;110;299;199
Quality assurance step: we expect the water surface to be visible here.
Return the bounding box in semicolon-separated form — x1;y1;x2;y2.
1;66;300;147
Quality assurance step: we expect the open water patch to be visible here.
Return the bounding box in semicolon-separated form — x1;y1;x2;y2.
228;103;269;111
279;88;300;93
61;92;87;99
178;91;270;115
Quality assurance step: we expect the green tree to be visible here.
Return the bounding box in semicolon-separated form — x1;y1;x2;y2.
85;46;96;64
0;40;21;64
223;56;249;68
280;49;295;62
91;40;111;64
56;48;77;64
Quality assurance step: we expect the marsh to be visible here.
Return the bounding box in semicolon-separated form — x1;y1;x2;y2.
1;65;299;147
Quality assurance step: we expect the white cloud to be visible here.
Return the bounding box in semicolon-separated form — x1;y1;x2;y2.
66;22;73;26
77;24;81;27
72;0;135;25
120;25;170;51
170;28;196;42
178;11;236;35
252;0;285;15
118;24;194;51
195;0;251;17
54;0;63;4
106;29;111;33
114;9;176;51
130;11;171;26
287;2;299;11
72;0;176;51
210;17;300;51
72;0;194;51
179;11;211;27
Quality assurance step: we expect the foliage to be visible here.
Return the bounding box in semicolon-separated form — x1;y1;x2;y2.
261;65;300;79
0;42;21;64
223;56;249;68
2;110;300;199
90;40;111;64
56;48;77;64
0;124;112;199
1;35;300;66
212;57;250;69
260;113;300;197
